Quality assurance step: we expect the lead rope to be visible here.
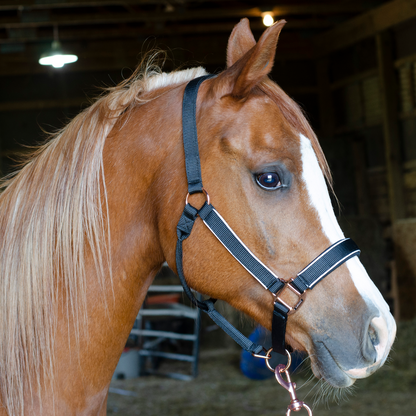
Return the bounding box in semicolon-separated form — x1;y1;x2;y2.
177;75;361;415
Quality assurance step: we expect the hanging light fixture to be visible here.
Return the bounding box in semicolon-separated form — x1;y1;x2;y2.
262;12;274;27
39;26;78;68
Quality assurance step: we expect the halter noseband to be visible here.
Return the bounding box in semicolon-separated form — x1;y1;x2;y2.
175;75;360;355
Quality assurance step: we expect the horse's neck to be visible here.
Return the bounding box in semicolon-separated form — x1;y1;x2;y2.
103;86;186;280
44;88;185;415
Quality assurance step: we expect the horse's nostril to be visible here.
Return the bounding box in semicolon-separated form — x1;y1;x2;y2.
361;319;380;365
368;324;379;348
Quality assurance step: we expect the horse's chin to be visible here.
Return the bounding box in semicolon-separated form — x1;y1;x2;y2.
286;334;355;388
308;344;356;388
310;360;356;388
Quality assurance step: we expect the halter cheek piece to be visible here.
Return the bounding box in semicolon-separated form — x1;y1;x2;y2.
175;75;361;356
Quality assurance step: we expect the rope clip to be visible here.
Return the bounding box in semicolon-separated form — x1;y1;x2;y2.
274;362;312;416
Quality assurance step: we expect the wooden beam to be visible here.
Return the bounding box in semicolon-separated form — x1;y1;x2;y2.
0;1;371;14
0;98;87;112
0;19;332;44
376;31;405;221
0;32;316;76
315;0;416;55
0;11;335;30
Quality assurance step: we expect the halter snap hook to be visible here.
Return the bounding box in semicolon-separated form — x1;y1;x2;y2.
275;364;312;415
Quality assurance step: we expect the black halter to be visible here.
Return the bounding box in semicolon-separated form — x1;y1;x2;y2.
175;75;360;355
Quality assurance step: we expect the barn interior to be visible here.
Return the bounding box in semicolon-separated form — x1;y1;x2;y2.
1;0;416;414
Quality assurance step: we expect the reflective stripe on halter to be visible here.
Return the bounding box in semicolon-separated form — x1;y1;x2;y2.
175;75;361;355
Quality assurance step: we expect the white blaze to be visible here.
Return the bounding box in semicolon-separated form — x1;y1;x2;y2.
299;133;396;376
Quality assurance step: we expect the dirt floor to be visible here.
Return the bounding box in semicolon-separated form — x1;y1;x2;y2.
108;319;416;416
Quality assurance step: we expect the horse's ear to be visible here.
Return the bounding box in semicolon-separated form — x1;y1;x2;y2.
231;19;286;98
210;19;286;99
226;18;256;68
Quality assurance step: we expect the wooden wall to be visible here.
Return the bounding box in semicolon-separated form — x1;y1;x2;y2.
394;219;416;319
315;3;416;320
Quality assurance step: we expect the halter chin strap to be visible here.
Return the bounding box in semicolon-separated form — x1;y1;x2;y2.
175;75;361;355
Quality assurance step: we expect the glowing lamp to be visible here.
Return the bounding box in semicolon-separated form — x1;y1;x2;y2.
262;12;274;27
39;40;78;69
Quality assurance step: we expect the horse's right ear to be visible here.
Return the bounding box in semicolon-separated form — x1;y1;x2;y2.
226;18;256;68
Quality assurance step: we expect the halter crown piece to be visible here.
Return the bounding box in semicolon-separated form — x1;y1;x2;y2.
176;75;360;355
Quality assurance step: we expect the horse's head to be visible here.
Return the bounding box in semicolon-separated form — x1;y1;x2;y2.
168;18;396;388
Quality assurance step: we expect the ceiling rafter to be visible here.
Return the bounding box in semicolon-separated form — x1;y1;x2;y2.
0;1;372;14
0;0;391;76
315;0;416;55
1;18;334;42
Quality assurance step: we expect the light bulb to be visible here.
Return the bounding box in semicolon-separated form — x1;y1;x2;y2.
262;13;274;27
39;54;78;68
39;40;78;68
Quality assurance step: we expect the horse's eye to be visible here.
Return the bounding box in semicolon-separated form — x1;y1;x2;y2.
256;172;282;190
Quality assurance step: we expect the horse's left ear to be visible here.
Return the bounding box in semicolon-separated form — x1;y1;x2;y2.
226;18;256;68
231;19;286;98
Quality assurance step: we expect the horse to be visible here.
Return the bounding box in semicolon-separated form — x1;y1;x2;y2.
0;18;396;415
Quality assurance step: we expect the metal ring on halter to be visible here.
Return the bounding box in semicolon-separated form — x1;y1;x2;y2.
185;188;210;206
251;348;271;360
286;402;313;416
265;348;292;373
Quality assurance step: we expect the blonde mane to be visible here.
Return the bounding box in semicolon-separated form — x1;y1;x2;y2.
0;55;207;415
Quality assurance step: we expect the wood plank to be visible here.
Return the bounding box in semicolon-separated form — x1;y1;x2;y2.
393;219;416;320
316;57;334;137
0;19;332;43
0;34;315;76
330;69;377;91
315;0;416;55
352;139;371;216
0;98;87;112
0;12;334;30
0;1;370;14
376;31;406;221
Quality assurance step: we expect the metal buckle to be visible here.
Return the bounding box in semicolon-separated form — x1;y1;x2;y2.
274;279;306;316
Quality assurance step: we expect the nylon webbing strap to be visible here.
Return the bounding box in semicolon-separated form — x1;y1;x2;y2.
272;302;289;354
198;201;288;354
198;203;284;294
291;238;360;293
178;74;264;355
182;74;216;194
175;203;263;354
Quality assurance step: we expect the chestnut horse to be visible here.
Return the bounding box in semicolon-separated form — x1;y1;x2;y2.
0;19;395;415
